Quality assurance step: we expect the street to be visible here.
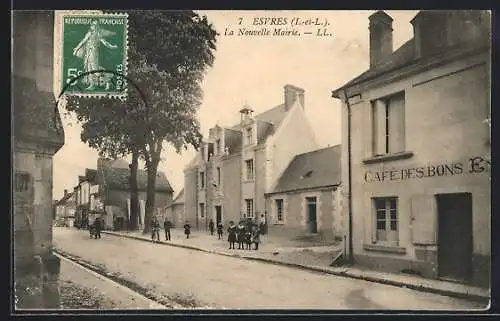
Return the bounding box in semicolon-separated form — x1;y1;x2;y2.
53;227;485;310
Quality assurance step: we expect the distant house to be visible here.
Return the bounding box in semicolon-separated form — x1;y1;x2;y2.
54;189;76;226
73;169;98;228
95;158;174;230
265;145;343;242
161;188;184;228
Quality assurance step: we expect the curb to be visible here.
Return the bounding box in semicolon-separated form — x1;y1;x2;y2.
102;231;490;304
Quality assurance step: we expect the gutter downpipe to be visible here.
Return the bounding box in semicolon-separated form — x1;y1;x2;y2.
341;89;354;265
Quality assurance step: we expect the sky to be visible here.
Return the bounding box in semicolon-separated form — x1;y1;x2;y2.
52;10;418;200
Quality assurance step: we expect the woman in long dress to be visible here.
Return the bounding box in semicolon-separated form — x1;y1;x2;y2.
72;20;117;90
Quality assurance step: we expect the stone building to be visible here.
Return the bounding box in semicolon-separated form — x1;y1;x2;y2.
264;145;343;242
13;11;64;309
184;85;319;230
161;188;184;228
332;10;491;286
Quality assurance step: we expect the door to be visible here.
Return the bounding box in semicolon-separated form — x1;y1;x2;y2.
437;193;473;282
306;197;318;233
215;206;222;225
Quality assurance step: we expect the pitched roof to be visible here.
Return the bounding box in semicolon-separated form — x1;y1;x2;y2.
56;192;74;206
172;188;184;204
272;145;341;194
102;167;174;193
332;39;416;96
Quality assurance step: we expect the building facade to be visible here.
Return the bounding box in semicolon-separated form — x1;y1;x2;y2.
13;11;64;308
184;85;319;230
265;145;344;241
333;10;491;287
95;158;174;230
54;189;76;226
162;188;184;228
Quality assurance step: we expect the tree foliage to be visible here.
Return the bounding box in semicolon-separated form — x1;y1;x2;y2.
65;10;217;233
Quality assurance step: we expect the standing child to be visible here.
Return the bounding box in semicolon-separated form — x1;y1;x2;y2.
184;220;191;239
217;222;224;240
227;221;237;249
245;228;252;250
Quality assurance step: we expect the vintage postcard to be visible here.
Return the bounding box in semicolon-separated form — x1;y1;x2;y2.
12;10;491;312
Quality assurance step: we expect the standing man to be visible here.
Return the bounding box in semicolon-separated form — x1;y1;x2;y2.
94;216;102;239
164;218;172;241
259;213;266;235
208;219;215;236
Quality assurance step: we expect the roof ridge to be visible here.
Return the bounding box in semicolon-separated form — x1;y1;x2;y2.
294;144;341;158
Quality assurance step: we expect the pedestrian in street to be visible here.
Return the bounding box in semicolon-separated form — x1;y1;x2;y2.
184;220;191;239
94;216;102;239
217;222;224;240
151;217;160;242
237;221;245;250
164;218;172;241
252;225;261;250
227;221;237;249
208;219;215;236
260;213;267;235
245;228;252;250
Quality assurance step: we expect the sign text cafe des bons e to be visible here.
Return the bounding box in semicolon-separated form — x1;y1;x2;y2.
364;156;491;183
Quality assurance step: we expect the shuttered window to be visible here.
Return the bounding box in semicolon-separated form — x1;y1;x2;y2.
371;92;406;156
410;195;437;245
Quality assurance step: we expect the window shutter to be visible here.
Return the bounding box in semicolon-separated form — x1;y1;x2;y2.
410;195;437;245
388;95;406;153
374;100;387;155
139;200;145;225
126;198;131;221
363;102;373;159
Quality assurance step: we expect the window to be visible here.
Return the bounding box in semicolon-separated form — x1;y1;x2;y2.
246;127;253;145
199;203;205;218
245;199;254;218
245;159;254;180
275;199;284;222
217;167;221;186
371;93;406;156
199;171;205;188
373;197;398;244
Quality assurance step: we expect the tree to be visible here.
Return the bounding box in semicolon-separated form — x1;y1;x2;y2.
65;11;217;234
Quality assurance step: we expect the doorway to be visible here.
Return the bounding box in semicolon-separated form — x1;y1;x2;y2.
437;193;473;282
215;206;222;225
306;197;318;233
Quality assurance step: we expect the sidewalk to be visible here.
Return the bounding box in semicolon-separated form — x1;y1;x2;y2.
102;228;490;303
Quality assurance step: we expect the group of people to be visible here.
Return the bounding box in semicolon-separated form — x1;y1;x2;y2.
149;215;267;251
207;218;262;250
151;216;173;242
89;216;102;239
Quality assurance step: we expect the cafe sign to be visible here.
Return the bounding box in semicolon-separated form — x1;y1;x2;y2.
364;156;490;183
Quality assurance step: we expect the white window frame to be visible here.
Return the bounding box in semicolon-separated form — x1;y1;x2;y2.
245;199;254;218
245;159;254;180
373;196;399;245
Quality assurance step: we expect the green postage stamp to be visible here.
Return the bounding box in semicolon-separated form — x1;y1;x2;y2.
58;12;128;98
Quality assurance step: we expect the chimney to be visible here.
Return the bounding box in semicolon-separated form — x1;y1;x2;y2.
64;189;68;196
284;85;305;111
368;11;393;68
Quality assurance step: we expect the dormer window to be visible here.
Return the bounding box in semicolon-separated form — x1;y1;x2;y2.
246;127;253;145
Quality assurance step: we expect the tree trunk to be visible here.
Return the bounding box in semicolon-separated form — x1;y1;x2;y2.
129;151;139;230
142;157;159;234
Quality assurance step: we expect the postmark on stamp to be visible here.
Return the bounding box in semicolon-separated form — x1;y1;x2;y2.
57;12;128;98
